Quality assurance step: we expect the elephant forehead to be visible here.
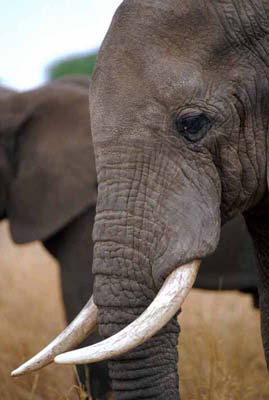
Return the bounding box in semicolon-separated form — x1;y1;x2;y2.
103;0;269;63
102;0;216;57
119;0;269;28
117;0;210;24
95;1;264;103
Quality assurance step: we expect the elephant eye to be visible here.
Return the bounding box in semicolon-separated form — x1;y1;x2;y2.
175;112;212;142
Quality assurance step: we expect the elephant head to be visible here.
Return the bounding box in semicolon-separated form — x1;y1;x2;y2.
0;77;96;244
12;1;269;399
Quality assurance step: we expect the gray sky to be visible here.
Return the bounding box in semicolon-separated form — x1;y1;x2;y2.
1;0;122;90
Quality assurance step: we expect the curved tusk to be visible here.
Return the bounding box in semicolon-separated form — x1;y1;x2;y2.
55;260;200;365
11;297;98;377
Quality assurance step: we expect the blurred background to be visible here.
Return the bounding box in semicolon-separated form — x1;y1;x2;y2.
0;0;122;90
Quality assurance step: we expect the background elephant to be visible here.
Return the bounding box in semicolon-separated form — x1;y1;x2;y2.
0;78;110;399
1;71;258;398
44;1;269;399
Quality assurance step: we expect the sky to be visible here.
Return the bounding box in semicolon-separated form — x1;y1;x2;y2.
0;0;122;90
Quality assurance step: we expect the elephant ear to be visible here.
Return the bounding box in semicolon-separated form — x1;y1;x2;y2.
0;83;96;244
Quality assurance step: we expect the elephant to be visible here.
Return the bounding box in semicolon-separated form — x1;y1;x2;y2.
9;0;269;392
9;2;267;399
0;78;109;399
4;9;268;390
83;0;269;396
26;1;269;399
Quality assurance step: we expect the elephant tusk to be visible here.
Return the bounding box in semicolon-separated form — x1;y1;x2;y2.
55;260;200;365
11;297;98;377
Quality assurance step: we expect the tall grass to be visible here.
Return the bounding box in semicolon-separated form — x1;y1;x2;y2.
180;291;269;399
0;221;268;399
0;222;79;400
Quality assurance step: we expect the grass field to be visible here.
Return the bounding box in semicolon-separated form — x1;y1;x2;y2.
0;221;268;399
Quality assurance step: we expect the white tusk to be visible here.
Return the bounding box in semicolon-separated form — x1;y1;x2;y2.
11;297;98;377
55;260;200;365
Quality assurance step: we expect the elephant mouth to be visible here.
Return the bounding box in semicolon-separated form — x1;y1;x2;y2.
11;260;200;376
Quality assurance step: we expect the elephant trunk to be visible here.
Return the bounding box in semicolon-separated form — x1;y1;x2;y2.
107;320;180;400
87;142;219;399
89;154;184;399
93;240;180;399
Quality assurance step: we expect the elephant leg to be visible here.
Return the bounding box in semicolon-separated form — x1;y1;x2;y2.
245;212;269;366
43;207;111;399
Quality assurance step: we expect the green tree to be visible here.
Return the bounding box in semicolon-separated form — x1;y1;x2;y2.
47;51;98;80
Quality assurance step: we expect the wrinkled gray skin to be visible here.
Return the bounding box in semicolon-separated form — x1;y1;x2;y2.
0;74;259;397
89;1;269;399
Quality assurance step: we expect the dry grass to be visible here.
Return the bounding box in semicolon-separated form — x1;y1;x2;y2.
0;221;268;399
0;222;81;400
180;291;269;399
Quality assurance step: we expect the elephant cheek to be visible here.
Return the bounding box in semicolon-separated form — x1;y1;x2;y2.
153;216;221;289
152;182;221;288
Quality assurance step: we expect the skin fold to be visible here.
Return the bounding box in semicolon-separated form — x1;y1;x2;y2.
0;70;260;397
88;1;269;399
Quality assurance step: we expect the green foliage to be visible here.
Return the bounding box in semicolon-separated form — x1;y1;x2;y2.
47;52;98;80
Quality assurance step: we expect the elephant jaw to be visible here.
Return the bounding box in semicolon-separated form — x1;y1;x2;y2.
11;260;199;375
